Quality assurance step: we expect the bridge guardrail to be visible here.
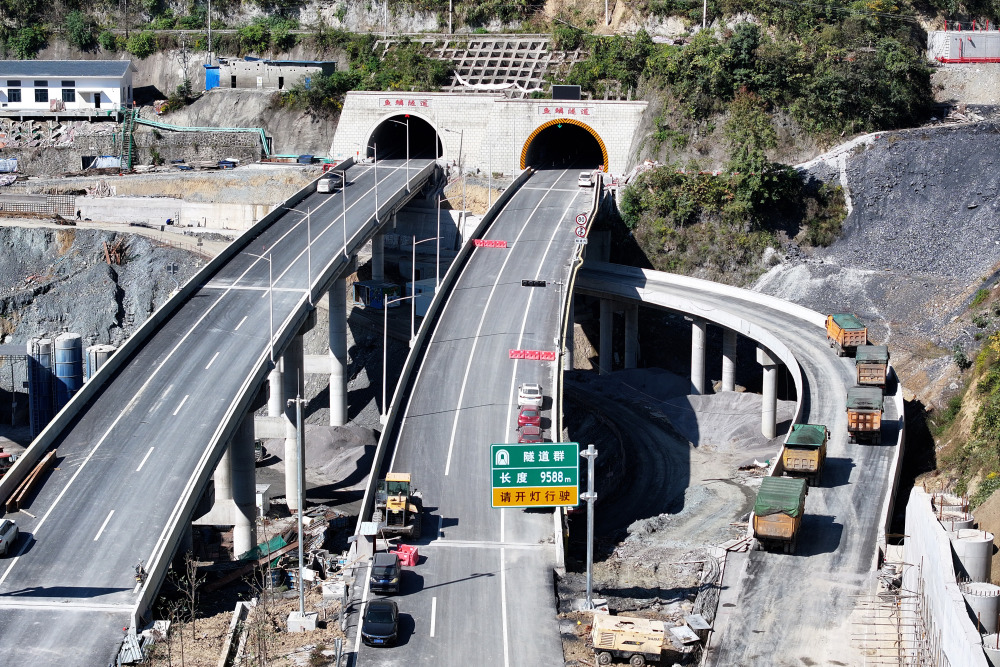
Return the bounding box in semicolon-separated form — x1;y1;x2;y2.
351;167;536;548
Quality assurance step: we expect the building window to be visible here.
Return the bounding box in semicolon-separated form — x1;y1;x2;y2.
61;80;74;87
35;88;48;104
8;89;20;103
62;88;75;103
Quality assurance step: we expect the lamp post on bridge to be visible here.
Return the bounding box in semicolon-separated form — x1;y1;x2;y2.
246;249;274;365
410;235;440;345
436;194;464;289
385;116;411;193
381;293;419;424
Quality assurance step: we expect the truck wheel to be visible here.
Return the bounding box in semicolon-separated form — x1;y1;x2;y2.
596;651;613;665
629;654;646;666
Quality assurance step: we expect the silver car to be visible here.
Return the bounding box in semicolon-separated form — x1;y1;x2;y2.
518;382;543;407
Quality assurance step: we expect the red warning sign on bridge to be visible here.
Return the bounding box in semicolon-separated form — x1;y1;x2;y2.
574;226;587;238
474;239;508;248
509;349;558;361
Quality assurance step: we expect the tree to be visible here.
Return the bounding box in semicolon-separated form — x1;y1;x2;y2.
64;10;96;50
6;25;46;59
126;31;157;59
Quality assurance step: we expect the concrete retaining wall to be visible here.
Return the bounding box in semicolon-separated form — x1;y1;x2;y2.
904;487;989;666
76;195;272;231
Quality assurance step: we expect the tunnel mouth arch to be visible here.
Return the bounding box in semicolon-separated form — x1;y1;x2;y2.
366;114;443;160
520;119;608;170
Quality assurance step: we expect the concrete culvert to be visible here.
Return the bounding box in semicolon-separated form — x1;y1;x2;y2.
367;114;442;160
522;121;606;170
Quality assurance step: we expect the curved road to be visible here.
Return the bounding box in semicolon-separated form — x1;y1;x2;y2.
357;168;592;667
0;159;434;665
577;263;899;666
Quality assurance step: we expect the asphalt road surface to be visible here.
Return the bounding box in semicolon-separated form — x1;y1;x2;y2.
577;264;899;666
355;169;593;667
0;159;433;665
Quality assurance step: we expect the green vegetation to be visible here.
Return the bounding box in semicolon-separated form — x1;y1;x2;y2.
126;30;158;59
946;335;1000;499
64;10;96;50
3;25;47;59
972;288;990;307
276;36;452;115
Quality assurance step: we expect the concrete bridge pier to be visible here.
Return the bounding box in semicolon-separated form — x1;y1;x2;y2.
267;364;282;417
372;233;384;283
563;295;575;371
624;303;639;369
283;334;305;512
690;318;706;395
599;298;613;375
722;329;737;392
231;409;258;557
329;275;348;427
758;347;780;438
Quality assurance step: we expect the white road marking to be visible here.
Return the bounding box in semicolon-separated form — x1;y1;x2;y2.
93;510;115;541
172;395;189;416
430;597;437;638
234;315;248;331
205;352;220;369
136;447;155;472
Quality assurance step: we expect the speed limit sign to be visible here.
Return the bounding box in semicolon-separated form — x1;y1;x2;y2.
575;213;588;225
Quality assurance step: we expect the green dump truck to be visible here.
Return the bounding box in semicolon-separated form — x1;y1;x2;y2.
753;477;807;554
846;386;884;445
780;424;828;486
855;345;890;391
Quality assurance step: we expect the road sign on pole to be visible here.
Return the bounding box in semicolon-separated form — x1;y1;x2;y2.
574;226;587;238
491;442;579;508
576;213;588;225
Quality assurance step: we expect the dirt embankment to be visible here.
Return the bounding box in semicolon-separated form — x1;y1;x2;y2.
756;120;1000;412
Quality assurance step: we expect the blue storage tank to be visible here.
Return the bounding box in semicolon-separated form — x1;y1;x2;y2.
54;333;83;411
27;337;54;437
85;344;116;382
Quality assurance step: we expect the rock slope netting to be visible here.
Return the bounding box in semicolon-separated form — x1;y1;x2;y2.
0;227;204;346
756;121;1000;407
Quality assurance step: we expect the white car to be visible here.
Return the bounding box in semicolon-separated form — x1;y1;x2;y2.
317;175;341;193
577;171;595;187
518;382;543;407
0;519;18;557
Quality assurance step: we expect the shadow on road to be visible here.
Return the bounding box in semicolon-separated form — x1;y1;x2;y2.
796;514;843;557
820;456;855;488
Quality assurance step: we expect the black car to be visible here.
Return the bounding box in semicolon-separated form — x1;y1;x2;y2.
370;552;401;594
361;599;399;647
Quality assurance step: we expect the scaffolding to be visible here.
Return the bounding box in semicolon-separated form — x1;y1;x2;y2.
852;560;945;666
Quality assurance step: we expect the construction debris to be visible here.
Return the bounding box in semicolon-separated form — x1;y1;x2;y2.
103;237;126;265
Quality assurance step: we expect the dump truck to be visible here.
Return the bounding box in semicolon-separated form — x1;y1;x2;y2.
753;476;807;554
846;386;884;444
780;423;828;486
373;472;422;538
826;313;868;357
855;344;890;391
591;613;667;665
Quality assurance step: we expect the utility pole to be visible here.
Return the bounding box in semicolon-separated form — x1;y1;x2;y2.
581;443;598;609
288;392;308;616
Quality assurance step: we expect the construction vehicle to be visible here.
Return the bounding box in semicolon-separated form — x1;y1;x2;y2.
846;386;884;444
826;313;867;357
591;613;668;665
855;345;890;391
753;476;807;554
780;423;828;486
373;472;422;538
0;448;15;478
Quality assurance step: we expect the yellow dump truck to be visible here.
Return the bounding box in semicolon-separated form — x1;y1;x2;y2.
591;613;667;665
780;424;828;486
846;386;884;445
855;345;890;391
826;313;868;357
753;476;807;554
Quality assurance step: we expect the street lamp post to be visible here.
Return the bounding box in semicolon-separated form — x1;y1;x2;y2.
435;194;463;288
247;250;274;364
287;392;308;616
305;207;313;305
365;143;379;223
386;117;411;192
381;293;418;423
410;235;440;345
337;171;348;258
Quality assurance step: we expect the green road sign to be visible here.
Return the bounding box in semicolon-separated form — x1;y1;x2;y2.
491;442;579;508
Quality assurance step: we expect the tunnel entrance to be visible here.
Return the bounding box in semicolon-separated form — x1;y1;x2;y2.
367;114;443;160
521;119;607;170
